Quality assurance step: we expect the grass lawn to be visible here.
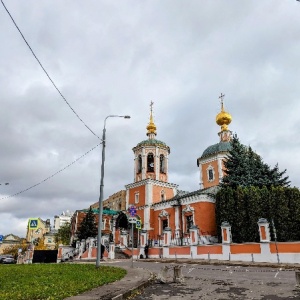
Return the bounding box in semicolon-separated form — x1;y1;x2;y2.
0;263;127;300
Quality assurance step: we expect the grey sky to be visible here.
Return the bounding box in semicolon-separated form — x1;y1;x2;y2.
1;0;300;237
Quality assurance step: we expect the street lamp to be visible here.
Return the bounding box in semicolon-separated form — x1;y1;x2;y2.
96;115;131;268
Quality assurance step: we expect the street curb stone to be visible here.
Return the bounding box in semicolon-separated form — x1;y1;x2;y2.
64;266;153;300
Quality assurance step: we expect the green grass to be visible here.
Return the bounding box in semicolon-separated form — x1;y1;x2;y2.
0;263;127;300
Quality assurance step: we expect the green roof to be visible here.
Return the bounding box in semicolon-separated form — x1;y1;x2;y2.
82;208;119;215
135;139;169;148
201;141;231;159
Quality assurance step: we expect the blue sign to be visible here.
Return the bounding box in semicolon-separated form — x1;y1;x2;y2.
0;235;3;242
29;218;39;229
136;220;141;229
129;206;137;217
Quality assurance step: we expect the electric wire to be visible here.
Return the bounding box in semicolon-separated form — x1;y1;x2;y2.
0;143;101;200
1;0;100;140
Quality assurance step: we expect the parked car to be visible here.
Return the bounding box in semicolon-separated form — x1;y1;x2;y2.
1;257;15;264
0;255;14;263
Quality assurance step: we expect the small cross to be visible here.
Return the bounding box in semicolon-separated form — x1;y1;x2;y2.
150;100;154;112
219;93;225;109
150;101;154;111
219;93;225;103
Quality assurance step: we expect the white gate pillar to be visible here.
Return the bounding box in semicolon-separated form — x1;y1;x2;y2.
189;225;199;245
258;218;271;243
221;221;232;244
163;227;172;246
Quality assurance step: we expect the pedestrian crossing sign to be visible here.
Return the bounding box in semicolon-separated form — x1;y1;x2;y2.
28;218;39;229
136;220;142;229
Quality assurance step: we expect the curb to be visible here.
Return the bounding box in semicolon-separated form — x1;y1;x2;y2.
111;273;155;300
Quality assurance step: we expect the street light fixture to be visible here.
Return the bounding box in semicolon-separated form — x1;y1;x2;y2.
96;115;131;268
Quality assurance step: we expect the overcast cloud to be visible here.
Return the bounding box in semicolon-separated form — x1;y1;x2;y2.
1;0;300;237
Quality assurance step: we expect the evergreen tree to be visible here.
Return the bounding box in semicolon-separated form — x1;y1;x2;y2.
215;187;235;242
243;186;261;242
285;188;300;241
216;186;300;243
220;135;249;189
221;135;290;188
76;207;98;240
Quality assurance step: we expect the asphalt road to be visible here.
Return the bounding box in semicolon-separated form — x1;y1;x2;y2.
104;260;300;299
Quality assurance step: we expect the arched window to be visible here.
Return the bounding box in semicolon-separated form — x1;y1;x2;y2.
161;190;165;201
207;165;215;182
186;215;193;232
137;155;142;173
147;153;154;172
160;154;165;173
162;219;168;230
135;192;139;204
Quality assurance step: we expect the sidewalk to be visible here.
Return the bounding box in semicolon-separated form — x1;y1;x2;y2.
64;258;299;299
64;266;153;300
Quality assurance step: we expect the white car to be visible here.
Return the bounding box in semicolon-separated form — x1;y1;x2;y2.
1;256;15;264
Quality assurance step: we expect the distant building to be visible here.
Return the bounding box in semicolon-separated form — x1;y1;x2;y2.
91;190;126;211
70;208;118;244
43;231;56;250
54;210;73;230
26;218;51;244
0;234;23;254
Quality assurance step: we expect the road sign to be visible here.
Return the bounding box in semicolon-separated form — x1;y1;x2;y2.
129;206;137;217
28;218;38;229
128;217;137;224
136;220;141;229
0;235;3;242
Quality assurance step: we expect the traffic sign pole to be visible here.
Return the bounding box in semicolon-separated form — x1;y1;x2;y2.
131;223;134;268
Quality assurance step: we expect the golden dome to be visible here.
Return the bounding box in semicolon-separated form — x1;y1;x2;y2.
146;119;156;135
216;94;232;131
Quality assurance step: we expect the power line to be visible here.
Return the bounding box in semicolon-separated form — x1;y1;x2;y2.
1;0;100;140
0;143;101;200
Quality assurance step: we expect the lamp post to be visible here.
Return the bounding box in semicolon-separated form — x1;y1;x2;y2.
96;115;130;268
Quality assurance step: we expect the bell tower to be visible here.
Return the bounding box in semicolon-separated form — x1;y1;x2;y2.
132;102;170;182
197;94;233;189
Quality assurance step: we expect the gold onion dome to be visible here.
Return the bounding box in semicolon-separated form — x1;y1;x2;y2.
216;100;232;131
147;121;156;135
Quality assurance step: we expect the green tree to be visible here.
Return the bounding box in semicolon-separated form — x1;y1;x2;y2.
76;207;98;240
55;222;71;246
285;187;300;241
220;135;249;189
221;135;290;188
215;186;235;242
216;186;300;243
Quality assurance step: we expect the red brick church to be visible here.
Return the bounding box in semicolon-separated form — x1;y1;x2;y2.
125;97;232;244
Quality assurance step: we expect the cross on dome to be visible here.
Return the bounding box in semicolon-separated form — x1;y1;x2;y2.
216;93;232;132
219;93;225;111
146;100;157;138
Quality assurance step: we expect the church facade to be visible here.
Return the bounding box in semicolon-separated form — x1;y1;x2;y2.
125;98;233;244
